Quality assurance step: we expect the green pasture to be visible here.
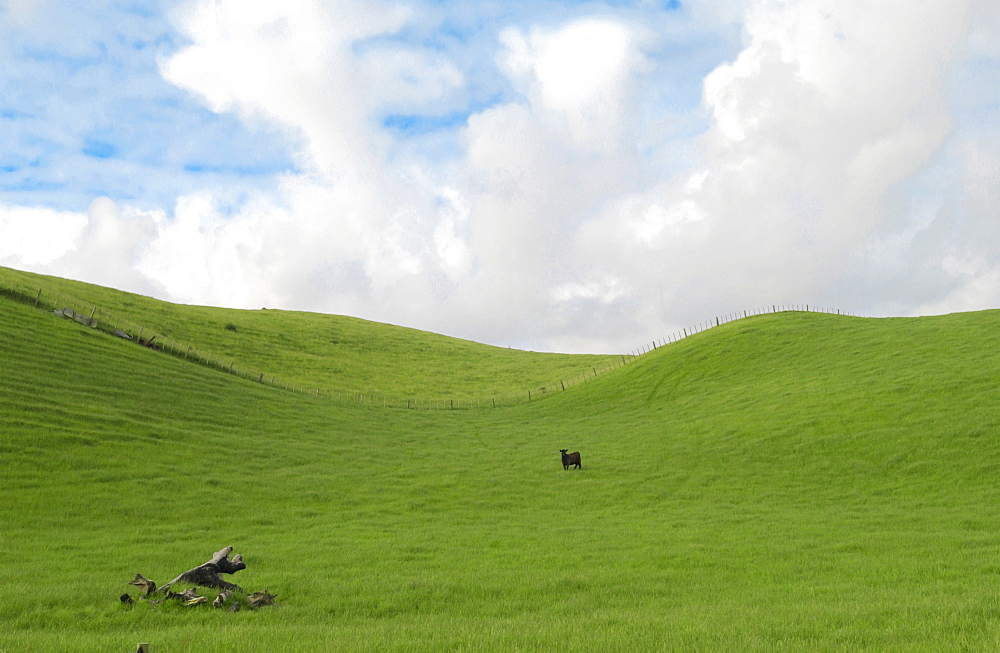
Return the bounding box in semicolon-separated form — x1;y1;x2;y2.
3;267;1000;650
0;266;620;401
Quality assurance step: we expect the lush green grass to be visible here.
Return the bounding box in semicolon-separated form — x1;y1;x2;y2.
3;273;1000;650
0;265;621;401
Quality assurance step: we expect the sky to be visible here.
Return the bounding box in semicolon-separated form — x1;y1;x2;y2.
1;0;998;353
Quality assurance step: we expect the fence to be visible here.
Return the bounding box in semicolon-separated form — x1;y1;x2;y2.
0;277;314;395
625;304;861;357
0;274;859;410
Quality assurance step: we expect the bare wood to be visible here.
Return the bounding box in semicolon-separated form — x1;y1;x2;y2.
158;546;246;594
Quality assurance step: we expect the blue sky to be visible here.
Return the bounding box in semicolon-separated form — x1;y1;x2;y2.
1;0;998;353
1;1;298;210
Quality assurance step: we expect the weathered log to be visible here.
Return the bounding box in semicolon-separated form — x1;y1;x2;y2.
157;546;246;594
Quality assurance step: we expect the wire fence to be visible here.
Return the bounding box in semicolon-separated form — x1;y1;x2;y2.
624;304;861;356
0;274;861;410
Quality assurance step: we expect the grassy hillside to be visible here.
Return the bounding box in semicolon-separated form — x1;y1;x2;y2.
0;265;620;401
3;279;1000;650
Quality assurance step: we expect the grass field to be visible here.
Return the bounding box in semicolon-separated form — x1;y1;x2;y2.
0;266;620;402
3;267;1000;650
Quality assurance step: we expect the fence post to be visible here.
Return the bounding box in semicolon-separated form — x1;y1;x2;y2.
34;288;41;306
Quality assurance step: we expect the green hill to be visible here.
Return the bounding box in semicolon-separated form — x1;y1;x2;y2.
3;269;1000;650
0;266;621;402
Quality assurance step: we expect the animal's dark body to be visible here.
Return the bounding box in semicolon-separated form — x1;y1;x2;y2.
560;449;581;470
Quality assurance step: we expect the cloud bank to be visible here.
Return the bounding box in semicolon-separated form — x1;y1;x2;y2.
1;0;998;352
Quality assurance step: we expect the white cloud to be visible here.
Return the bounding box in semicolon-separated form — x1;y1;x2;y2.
0;204;86;266
2;0;998;354
578;0;979;313
552;276;628;305
500;18;647;150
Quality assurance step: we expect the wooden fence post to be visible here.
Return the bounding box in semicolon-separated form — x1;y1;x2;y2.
34;288;41;306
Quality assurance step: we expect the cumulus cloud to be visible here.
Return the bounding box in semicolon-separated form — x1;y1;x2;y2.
0;199;163;295
569;0;992;346
1;0;997;353
500;18;646;150
0;204;86;267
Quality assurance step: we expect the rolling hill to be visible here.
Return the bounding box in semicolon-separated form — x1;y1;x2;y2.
3;267;1000;650
0;265;621;402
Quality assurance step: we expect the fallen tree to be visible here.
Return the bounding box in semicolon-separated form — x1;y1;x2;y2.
157;545;246;594
121;546;275;610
